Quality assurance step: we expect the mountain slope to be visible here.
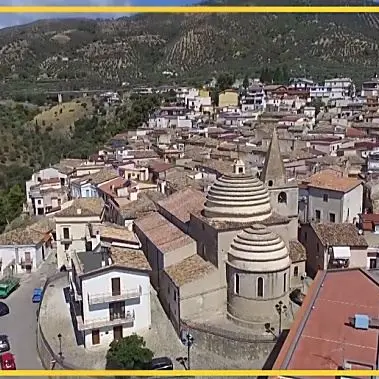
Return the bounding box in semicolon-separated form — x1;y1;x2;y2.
1;1;379;87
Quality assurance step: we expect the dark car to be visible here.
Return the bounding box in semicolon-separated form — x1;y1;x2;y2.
0;302;9;317
0;335;10;353
150;357;173;370
290;288;305;306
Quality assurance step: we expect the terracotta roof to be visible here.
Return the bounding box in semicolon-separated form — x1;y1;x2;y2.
98;177;127;198
304;169;362;193
165;254;215;287
117;191;165;219
157;188;206;224
0;218;54;245
289;240;307;262
55;198;104;218
134;212;195;253
311;222;368;247
273;269;379;370
110;247;151;271
92;223;139;244
88;168;119;185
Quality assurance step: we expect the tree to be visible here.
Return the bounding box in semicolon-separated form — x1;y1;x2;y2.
273;67;283;84
106;334;154;370
243;75;249;91
216;73;234;92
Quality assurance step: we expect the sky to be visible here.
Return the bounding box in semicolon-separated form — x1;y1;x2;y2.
0;0;197;29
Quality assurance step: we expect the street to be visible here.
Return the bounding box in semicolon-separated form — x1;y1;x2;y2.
1;254;57;370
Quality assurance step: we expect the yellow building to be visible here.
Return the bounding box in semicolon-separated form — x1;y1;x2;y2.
218;89;239;108
199;89;210;98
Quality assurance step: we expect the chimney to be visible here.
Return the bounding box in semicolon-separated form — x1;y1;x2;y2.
77;208;82;215
101;251;106;267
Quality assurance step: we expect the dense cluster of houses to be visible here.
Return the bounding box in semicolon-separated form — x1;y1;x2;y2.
2;75;379;370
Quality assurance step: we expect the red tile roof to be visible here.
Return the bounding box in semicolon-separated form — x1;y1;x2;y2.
273;269;379;372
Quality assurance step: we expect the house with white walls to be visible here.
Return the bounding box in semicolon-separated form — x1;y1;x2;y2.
55;198;104;270
69;244;151;348
0;218;55;276
70;168;119;199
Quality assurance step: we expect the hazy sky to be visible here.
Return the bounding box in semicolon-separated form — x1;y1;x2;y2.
0;0;195;29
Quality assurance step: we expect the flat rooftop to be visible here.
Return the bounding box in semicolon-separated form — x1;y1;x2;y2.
273;268;379;372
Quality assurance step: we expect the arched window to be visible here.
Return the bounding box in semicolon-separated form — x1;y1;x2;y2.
278;191;287;204
268;180;273;187
257;277;264;297
235;274;240;295
294;266;299;277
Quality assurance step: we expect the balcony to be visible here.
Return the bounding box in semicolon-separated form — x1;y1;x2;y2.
77;310;135;331
88;286;142;305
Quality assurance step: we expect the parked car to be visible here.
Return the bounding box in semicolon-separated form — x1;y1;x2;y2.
149;357;173;370
290;288;305;306
0;352;16;370
0;335;10;353
0;302;9;317
32;288;43;303
0;277;20;299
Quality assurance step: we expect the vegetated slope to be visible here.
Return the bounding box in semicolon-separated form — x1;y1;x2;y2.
1;0;379;86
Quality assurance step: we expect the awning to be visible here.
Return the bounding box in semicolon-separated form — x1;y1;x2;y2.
332;246;351;260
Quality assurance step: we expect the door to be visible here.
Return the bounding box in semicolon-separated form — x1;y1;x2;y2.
25;252;32;272
111;278;121;296
113;326;123;341
91;329;100;345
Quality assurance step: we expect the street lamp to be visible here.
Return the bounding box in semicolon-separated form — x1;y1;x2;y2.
275;301;287;334
180;330;194;370
57;333;63;360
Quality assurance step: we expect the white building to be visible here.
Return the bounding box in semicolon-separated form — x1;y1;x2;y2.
0;219;54;276
69;246;152;348
299;169;363;224
55;198;104;270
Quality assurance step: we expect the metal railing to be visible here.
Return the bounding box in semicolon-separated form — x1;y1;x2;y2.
77;310;136;331
88;286;142;305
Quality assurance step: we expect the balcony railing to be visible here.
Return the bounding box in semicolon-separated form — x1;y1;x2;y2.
88;285;142;305
77;310;135;331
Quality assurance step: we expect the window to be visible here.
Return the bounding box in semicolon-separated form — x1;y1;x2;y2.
257;277;264;297
294;266;299;277
234;274;240;295
63;227;70;240
278;192;287;204
370;259;377;269
64;243;70;251
268;180;273;187
168;286;170;295
283;273;287;292
37;199;42;205
317;243;320;252
304;231;307;242
323;194;329;202
329;213;336;223
111;278;121;296
174;291;177;301
238;167;244;174
315;210;321;221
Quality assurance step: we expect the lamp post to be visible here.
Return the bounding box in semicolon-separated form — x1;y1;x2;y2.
180;330;194;370
57;333;63;360
275;301;287;334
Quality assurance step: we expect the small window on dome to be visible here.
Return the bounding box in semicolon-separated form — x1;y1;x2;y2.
238;166;244;174
278;192;287;204
257;277;264;297
234;274;240;295
268;180;273;187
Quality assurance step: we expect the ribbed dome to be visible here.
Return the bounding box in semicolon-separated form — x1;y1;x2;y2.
228;224;291;272
203;173;272;222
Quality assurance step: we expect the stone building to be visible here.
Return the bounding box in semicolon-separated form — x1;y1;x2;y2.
135;130;306;337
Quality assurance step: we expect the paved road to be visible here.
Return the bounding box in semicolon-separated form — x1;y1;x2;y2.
0;254;57;370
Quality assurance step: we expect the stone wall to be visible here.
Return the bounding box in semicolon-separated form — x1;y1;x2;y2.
181;319;276;362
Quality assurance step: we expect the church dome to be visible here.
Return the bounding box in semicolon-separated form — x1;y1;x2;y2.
228;224;291;272
203;173;272;223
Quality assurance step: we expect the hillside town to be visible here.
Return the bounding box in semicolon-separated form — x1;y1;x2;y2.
2;74;379;372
